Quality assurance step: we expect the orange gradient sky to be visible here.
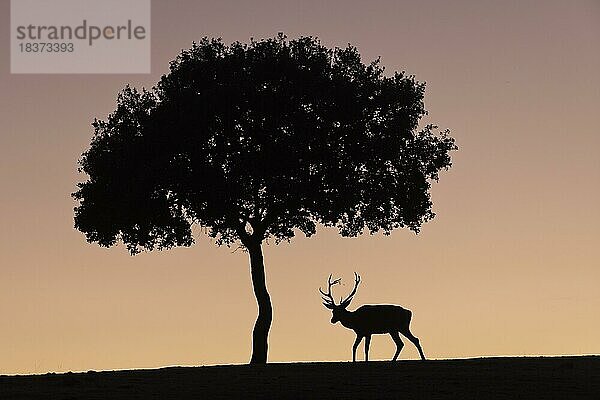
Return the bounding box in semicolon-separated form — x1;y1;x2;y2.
1;0;599;374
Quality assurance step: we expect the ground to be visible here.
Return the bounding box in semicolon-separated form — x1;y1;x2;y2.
1;356;598;399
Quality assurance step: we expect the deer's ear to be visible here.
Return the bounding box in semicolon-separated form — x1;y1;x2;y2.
323;302;335;309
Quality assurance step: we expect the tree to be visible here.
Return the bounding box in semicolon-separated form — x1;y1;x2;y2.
73;34;457;364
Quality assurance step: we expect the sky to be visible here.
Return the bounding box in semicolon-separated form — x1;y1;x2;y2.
1;0;599;374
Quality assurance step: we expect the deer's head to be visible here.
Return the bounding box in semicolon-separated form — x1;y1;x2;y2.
319;273;361;324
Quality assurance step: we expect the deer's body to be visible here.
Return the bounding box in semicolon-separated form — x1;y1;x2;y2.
321;274;426;362
338;305;412;334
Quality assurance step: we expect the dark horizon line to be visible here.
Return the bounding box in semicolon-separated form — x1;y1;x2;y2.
3;353;599;377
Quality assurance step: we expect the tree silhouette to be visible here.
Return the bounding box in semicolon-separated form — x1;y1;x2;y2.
73;34;457;364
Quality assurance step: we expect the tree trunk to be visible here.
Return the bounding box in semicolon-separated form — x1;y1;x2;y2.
247;241;272;364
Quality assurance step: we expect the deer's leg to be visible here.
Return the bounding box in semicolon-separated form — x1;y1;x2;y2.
352;335;363;362
389;331;404;361
401;328;426;360
364;335;372;362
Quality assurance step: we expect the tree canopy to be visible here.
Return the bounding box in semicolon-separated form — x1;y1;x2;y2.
74;34;456;253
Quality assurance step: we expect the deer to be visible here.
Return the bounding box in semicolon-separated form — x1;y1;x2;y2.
320;273;426;362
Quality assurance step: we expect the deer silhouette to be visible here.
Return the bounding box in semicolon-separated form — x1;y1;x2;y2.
320;273;426;362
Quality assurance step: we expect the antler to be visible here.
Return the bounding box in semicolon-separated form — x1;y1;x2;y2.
319;274;341;309
340;272;361;308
